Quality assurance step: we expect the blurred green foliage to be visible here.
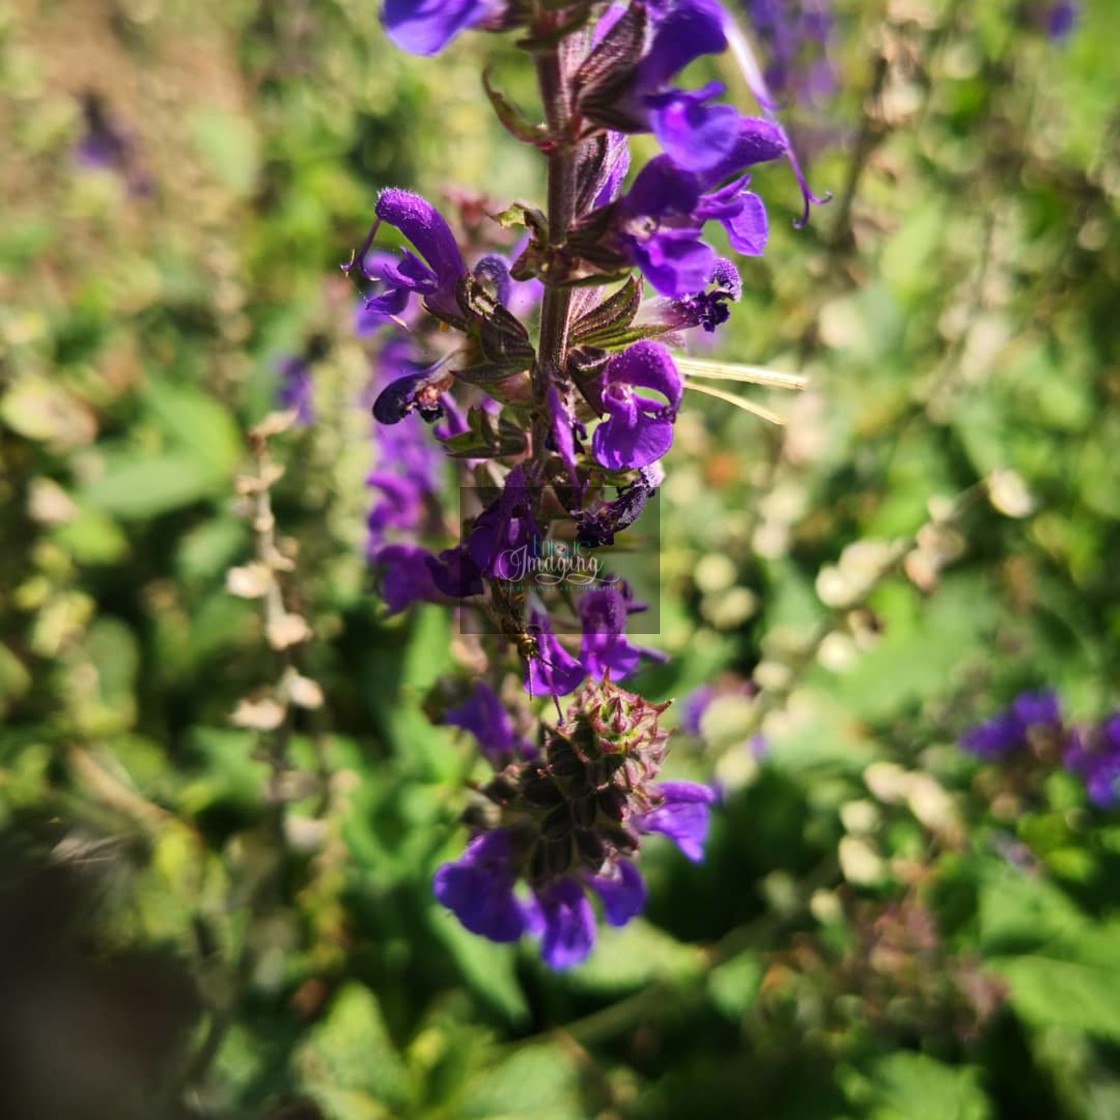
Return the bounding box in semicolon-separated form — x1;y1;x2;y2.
1;0;1119;1117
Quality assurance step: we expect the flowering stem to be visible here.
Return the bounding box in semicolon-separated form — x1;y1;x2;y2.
533;23;576;406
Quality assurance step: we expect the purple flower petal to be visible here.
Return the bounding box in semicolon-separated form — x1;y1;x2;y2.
433;830;528;942
375;189;462;276
636;0;728;89
589;861;647;927
648;85;742;173
276;355;313;427
591;342;683;471
535;879;596;969
578;586;667;681
382;0;495;56
376;544;442;614
526;611;586;698
723;190;769;256
443;682;529;766
639;781;717;862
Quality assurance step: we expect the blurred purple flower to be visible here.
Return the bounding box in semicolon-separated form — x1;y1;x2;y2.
741;0;837;103
680;684;716;736
381;0;505;55
636;781;717;861
578;585;668;680
959;689;1063;760
442;681;534;766
433;829;529;941
1064;714;1120;809
276;354;314;427
1046;1;1078;40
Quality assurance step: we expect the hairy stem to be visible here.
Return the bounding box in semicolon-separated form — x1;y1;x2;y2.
533;20;576;408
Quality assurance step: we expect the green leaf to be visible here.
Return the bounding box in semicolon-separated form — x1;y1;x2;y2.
977;867;1086;952
177;517;247;583
866;1053;991;1120
440;406;527;459
461;1045;583;1120
991;955;1120;1042
428;906;529;1025
482;69;545;145
707;952;764;1020
295;984;412;1111
53;505;129;565
566;919;706;994
145;380;243;476
0;643;32;715
82;451;227;519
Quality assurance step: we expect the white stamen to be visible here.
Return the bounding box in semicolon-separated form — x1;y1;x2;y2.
675;355;807;391
684;380;787;426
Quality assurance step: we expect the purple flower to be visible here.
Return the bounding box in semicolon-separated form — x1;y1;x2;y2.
349;189;467;325
381;0;503;55
585;0;744;174
534;879;597;969
433;830;529;941
742;0;837;104
365;413;444;552
959;689;1064;759
578;586;667;680
276;354;314;427
525;609;587;698
376;544;443;614
74;92;152;196
1047;2;1078;40
1064;715;1120;809
375;544;482;613
648;259;743;334
467;468;543;580
547;385;583;490
604;122;784;296
442;682;533;766
591;341;683;471
720;12;832;226
588;860;647;926
637;781;717;862
428;544;485;598
433;679;710;968
679;684;716;736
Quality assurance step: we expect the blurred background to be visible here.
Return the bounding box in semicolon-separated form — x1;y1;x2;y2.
1;0;1119;1116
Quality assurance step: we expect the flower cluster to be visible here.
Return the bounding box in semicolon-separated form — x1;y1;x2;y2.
434;677;715;967
344;0;825;965
960;690;1120;810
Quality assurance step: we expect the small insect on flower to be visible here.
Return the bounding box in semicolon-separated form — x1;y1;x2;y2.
488;580;582;710
489;579;544;675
